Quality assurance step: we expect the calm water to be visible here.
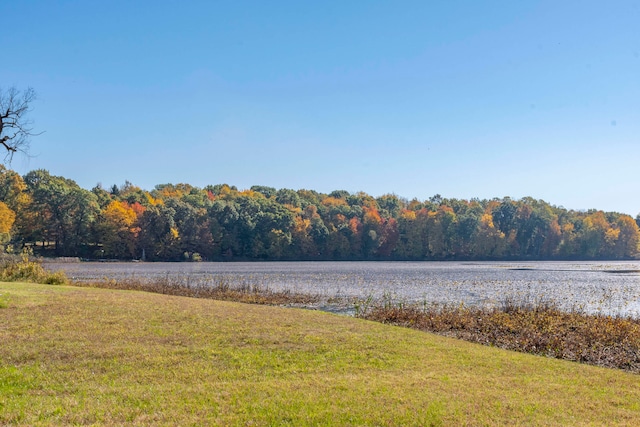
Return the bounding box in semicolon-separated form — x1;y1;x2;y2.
45;261;640;317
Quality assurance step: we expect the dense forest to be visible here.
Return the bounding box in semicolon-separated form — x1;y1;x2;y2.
0;166;638;261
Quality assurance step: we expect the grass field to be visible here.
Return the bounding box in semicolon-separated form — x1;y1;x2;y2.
2;282;640;426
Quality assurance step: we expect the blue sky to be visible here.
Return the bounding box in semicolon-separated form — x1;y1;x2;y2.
2;1;639;214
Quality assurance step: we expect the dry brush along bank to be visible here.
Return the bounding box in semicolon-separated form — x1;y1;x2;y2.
72;274;322;307
358;299;640;373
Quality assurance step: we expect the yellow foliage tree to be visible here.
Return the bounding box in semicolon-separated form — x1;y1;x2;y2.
0;201;16;234
100;201;139;258
615;215;640;258
400;209;417;221
321;196;348;207
472;213;506;257
104;200;137;228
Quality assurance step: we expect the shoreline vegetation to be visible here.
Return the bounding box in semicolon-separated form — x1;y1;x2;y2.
359;298;640;374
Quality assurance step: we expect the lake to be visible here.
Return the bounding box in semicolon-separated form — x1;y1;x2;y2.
45;260;640;317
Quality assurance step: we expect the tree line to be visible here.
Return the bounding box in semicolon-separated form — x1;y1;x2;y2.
0;166;638;261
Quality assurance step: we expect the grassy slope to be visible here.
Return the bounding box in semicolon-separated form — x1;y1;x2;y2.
1;283;639;426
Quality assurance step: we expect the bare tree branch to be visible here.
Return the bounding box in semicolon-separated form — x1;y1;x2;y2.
0;86;38;163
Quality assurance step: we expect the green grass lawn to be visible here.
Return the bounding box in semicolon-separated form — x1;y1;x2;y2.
1;282;640;426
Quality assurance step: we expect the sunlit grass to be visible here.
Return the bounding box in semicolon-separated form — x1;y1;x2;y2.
2;282;640;425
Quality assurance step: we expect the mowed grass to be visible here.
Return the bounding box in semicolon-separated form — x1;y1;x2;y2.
1;283;640;426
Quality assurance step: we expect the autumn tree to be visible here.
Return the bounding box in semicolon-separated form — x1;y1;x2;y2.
0;201;16;245
97;200;139;258
615;215;640;258
0;166;32;243
472;213;506;258
580;211;611;258
359;206;381;258
377;217;399;258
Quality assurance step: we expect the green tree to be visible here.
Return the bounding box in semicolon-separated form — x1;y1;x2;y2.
137;205;180;261
24;170;99;256
394;210;423;259
275;188;301;208
166;198;214;260
376;194;404;218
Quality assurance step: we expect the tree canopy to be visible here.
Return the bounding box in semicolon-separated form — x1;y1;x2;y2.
0;168;638;261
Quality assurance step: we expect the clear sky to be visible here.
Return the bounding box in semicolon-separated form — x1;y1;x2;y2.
2;1;639;215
